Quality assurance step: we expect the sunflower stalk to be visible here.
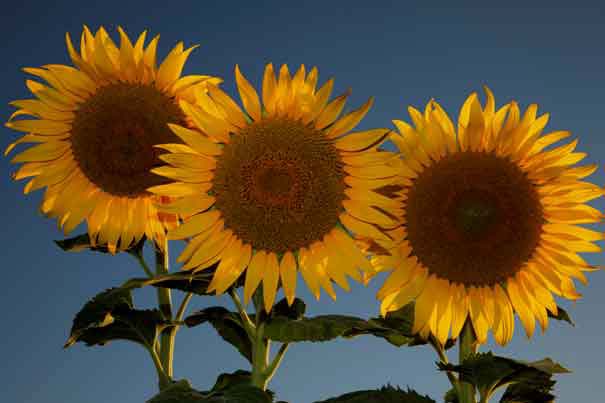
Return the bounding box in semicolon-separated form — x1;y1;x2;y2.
429;335;459;391
229;288;256;337
458;321;478;403
154;238;176;389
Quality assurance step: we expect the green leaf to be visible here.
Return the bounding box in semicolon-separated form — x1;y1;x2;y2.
443;388;458;403
264;303;421;346
122;270;215;296
185;307;252;363
313;385;436;403
147;380;207;403
54;233;145;256
264;314;373;342
547;306;574;326
361;303;419;347
65;287;164;349
210;370;252;392
146;378;273;403
438;353;569;403
271;297;306;320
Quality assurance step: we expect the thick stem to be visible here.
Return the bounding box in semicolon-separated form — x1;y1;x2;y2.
155;239;175;383
458;321;478;403
250;322;269;389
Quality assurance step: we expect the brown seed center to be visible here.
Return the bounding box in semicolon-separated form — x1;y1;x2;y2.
212;118;346;253
405;151;543;286
70;83;186;197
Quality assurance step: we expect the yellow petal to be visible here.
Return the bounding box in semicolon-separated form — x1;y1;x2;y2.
158;152;217;171
6;119;71;135
468;287;489;344
214;242;252;295
262;63;277;113
298;247;321;299
11;141;69;163
156;195;215;216
185;229;233;271
506;278;535;338
208;239;243;293
339;212;391;241
315;91;349;129
147;182;212;197
343;199;398;228
168;210;221;240
279;251;298;305
326;97;374;138
383;265;429;316
263;253;280;312
235;65;261;121
335;129;390;152
244;251;267;304
168;124;223;155
207;84;248;128
156;43;198;90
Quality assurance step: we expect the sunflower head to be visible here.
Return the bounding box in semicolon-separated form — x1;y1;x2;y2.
375;87;603;346
5;26;221;253
149;63;401;311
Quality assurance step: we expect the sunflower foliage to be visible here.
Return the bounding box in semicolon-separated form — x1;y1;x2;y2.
121;269;216;296
146;374;273;403
313;385;436;403
55;233;146;257
64;287;166;349
437;352;569;403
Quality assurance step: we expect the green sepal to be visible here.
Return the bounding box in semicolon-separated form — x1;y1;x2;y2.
146;379;272;403
122;270;215;296
437;352;569;402
184;307;253;363
547;305;574;326
64;287;164;349
313;385;436;403
54;233;145;256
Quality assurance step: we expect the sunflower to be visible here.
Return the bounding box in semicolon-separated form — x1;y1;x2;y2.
374;87;603;346
148;63;400;311
5;26;221;253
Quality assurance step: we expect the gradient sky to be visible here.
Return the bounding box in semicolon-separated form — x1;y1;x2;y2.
1;1;604;402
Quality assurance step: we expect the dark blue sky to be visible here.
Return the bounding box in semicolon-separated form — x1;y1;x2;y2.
1;1;604;402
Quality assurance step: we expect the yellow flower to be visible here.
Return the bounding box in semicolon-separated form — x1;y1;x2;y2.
375;87;603;346
5;26;221;253
149;64;399;311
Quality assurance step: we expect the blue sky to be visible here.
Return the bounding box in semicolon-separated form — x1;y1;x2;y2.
1;1;604;402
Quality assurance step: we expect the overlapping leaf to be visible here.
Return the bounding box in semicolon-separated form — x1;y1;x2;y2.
438;353;569;403
65;287;164;349
185;307;252;363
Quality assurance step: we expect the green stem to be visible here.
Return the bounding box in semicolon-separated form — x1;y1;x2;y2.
133;251;154;278
229;289;255;338
264;343;289;384
155;239;175;385
249;322;268;389
176;292;193;322
148;345;171;390
458;321;478;403
429;335;458;390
